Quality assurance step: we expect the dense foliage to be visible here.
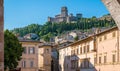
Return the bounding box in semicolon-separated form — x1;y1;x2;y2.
12;24;42;37
4;30;24;70
12;16;116;41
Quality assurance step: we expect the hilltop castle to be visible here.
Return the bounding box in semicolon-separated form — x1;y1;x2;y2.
48;6;82;23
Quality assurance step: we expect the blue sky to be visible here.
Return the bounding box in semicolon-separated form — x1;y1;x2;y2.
4;0;109;30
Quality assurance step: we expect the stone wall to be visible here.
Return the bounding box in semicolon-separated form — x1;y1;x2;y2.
0;0;4;71
102;0;120;30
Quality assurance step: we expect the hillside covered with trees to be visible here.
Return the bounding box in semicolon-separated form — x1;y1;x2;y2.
11;15;116;41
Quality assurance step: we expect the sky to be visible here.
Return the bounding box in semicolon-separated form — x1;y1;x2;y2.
4;0;109;30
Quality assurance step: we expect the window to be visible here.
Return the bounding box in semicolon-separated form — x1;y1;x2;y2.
71;50;73;55
84;46;86;53
22;61;26;68
73;49;75;55
80;59;89;69
30;61;34;67
87;45;89;52
99;37;102;42
71;60;78;69
112;54;116;63
77;48;79;54
29;47;35;54
71;60;75;69
80;61;84;68
94;57;97;64
104;56;107;63
112;32;116;37
76;60;79;68
104;35;107;40
99;57;101;64
46;48;49;53
84;59;89;68
80;47;82;54
23;47;26;54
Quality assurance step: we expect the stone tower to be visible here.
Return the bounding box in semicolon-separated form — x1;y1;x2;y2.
61;6;68;17
102;0;120;30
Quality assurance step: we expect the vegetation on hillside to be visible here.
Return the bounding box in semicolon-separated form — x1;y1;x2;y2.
12;24;42;37
11;15;116;41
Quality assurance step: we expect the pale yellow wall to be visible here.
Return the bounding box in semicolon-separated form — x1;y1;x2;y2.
38;45;52;71
18;42;40;71
59;37;96;71
38;48;44;68
96;30;118;64
95;28;120;71
59;27;120;71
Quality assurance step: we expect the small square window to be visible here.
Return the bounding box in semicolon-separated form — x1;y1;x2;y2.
29;47;35;54
30;61;34;67
46;49;49;53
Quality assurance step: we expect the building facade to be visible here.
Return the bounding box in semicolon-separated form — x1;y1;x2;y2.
18;40;42;71
48;6;82;23
38;44;52;71
95;27;120;71
59;26;120;71
59;36;96;71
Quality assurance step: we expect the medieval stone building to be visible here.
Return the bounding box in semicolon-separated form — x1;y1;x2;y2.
48;6;82;23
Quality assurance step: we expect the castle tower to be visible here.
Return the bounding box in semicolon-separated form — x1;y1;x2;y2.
48;17;52;22
76;13;82;19
61;6;68;17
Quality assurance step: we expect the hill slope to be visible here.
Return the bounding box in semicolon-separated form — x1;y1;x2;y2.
11;15;116;41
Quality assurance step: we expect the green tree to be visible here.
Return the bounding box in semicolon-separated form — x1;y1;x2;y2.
74;36;79;41
42;35;50;42
4;30;24;70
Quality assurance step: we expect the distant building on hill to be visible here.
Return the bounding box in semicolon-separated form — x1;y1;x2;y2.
23;33;39;40
48;6;82;23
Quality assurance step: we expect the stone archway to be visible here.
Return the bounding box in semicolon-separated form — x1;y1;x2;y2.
102;0;120;30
